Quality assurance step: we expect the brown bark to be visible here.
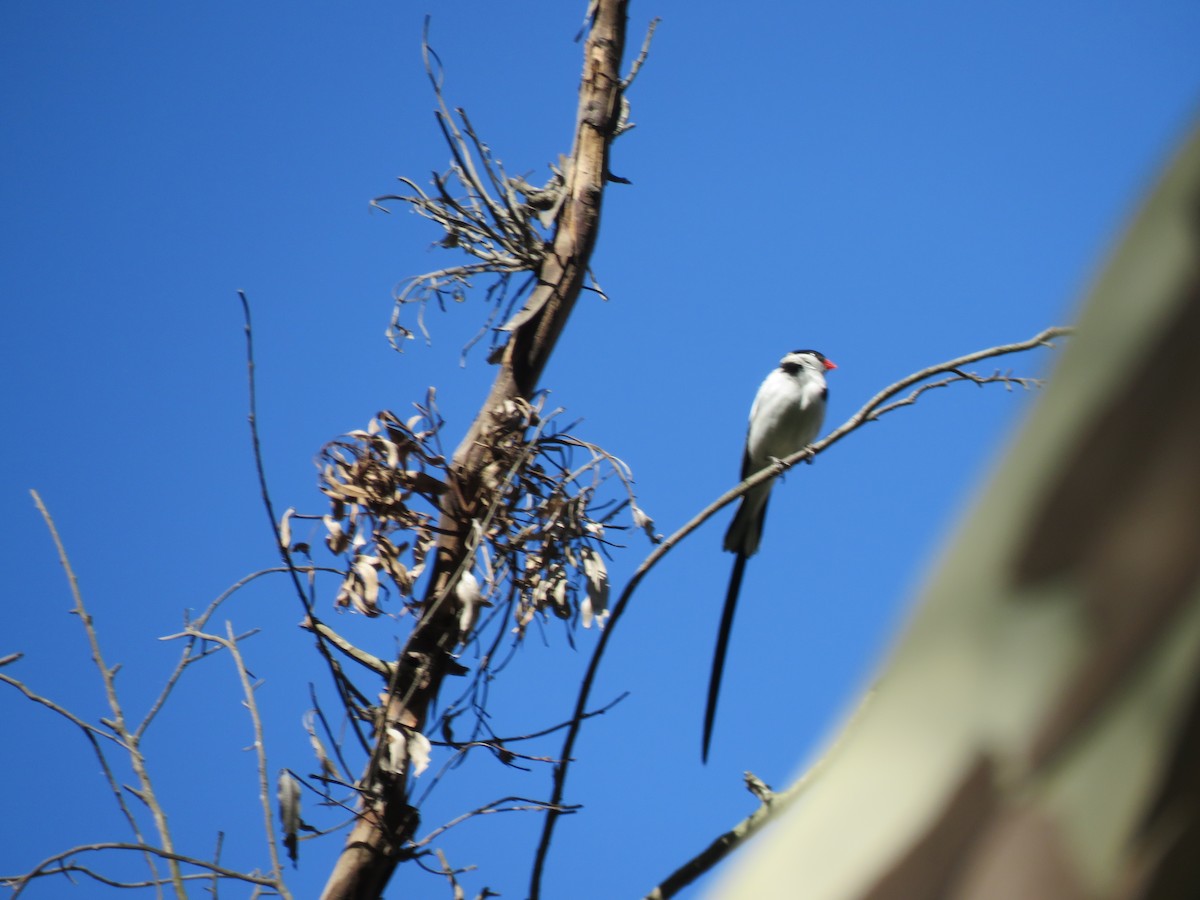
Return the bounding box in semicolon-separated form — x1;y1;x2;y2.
319;3;629;897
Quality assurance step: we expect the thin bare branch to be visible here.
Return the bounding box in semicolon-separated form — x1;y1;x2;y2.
529;325;1073;896
185;622;293;897
622;17;661;90
238;290;373;758
309;684;359;788
413;694;631;811
4;843;280;897
434;848;468;900
421;23;510;238
642;689;875;899
412;797;580;851
443;691;630;748
870;370;1041;418
139;566;339;741
302;617;394;678
29;490;187;897
0;672;127;748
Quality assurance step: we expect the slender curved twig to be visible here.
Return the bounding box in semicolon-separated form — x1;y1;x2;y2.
0;671;128;750
528;325;1072;897
5;842;280;897
238;290;373;756
412;797;580;851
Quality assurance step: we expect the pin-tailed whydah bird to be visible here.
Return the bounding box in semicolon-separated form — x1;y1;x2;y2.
703;349;836;762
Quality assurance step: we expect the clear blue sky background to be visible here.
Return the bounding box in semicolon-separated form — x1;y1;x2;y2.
3;2;1198;898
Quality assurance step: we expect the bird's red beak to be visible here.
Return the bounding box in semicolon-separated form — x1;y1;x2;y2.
822;358;838;371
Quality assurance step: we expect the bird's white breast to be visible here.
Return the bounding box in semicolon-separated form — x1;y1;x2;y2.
745;368;827;467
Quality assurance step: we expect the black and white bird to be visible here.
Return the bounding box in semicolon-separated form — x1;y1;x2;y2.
703;349;836;762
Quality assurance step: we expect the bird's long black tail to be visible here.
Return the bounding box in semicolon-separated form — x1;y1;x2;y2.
703;552;748;763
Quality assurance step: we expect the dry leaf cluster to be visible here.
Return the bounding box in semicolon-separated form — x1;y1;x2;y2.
291;392;652;648
371;39;566;353
480;396;620;637
314;402;446;617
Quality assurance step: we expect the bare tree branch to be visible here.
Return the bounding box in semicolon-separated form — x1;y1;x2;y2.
642;689;875;899
28;490;188;897
3;843;281;897
239;289;375;759
0;670;128;750
9;495;304;896
182;622;293;896
301;617;395;678
433;848;468;900
529;325;1073;897
139;565;341;742
411;693;630;812
622;17;661;90
411;796;580;851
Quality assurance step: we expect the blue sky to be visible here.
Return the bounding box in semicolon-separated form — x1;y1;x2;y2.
2;2;1198;898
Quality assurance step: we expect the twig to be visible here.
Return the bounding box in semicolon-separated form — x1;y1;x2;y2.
210;831;224;898
4;843;280;896
411;797;579;851
139;565;340;742
414;694;630;811
309;684;358;790
8;535;336;890
434;848;467;900
622;17;661;89
445;691;630;748
238;290;373;757
642;689;874;898
239;292;317;618
30;490;188;897
869;370;1041;418
302;618;394;678
0;669;157;864
85;727;164;884
0;672;127;749
528;325;1072;896
185;622;293;898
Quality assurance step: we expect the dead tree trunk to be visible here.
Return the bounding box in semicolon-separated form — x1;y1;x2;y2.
319;3;630;897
